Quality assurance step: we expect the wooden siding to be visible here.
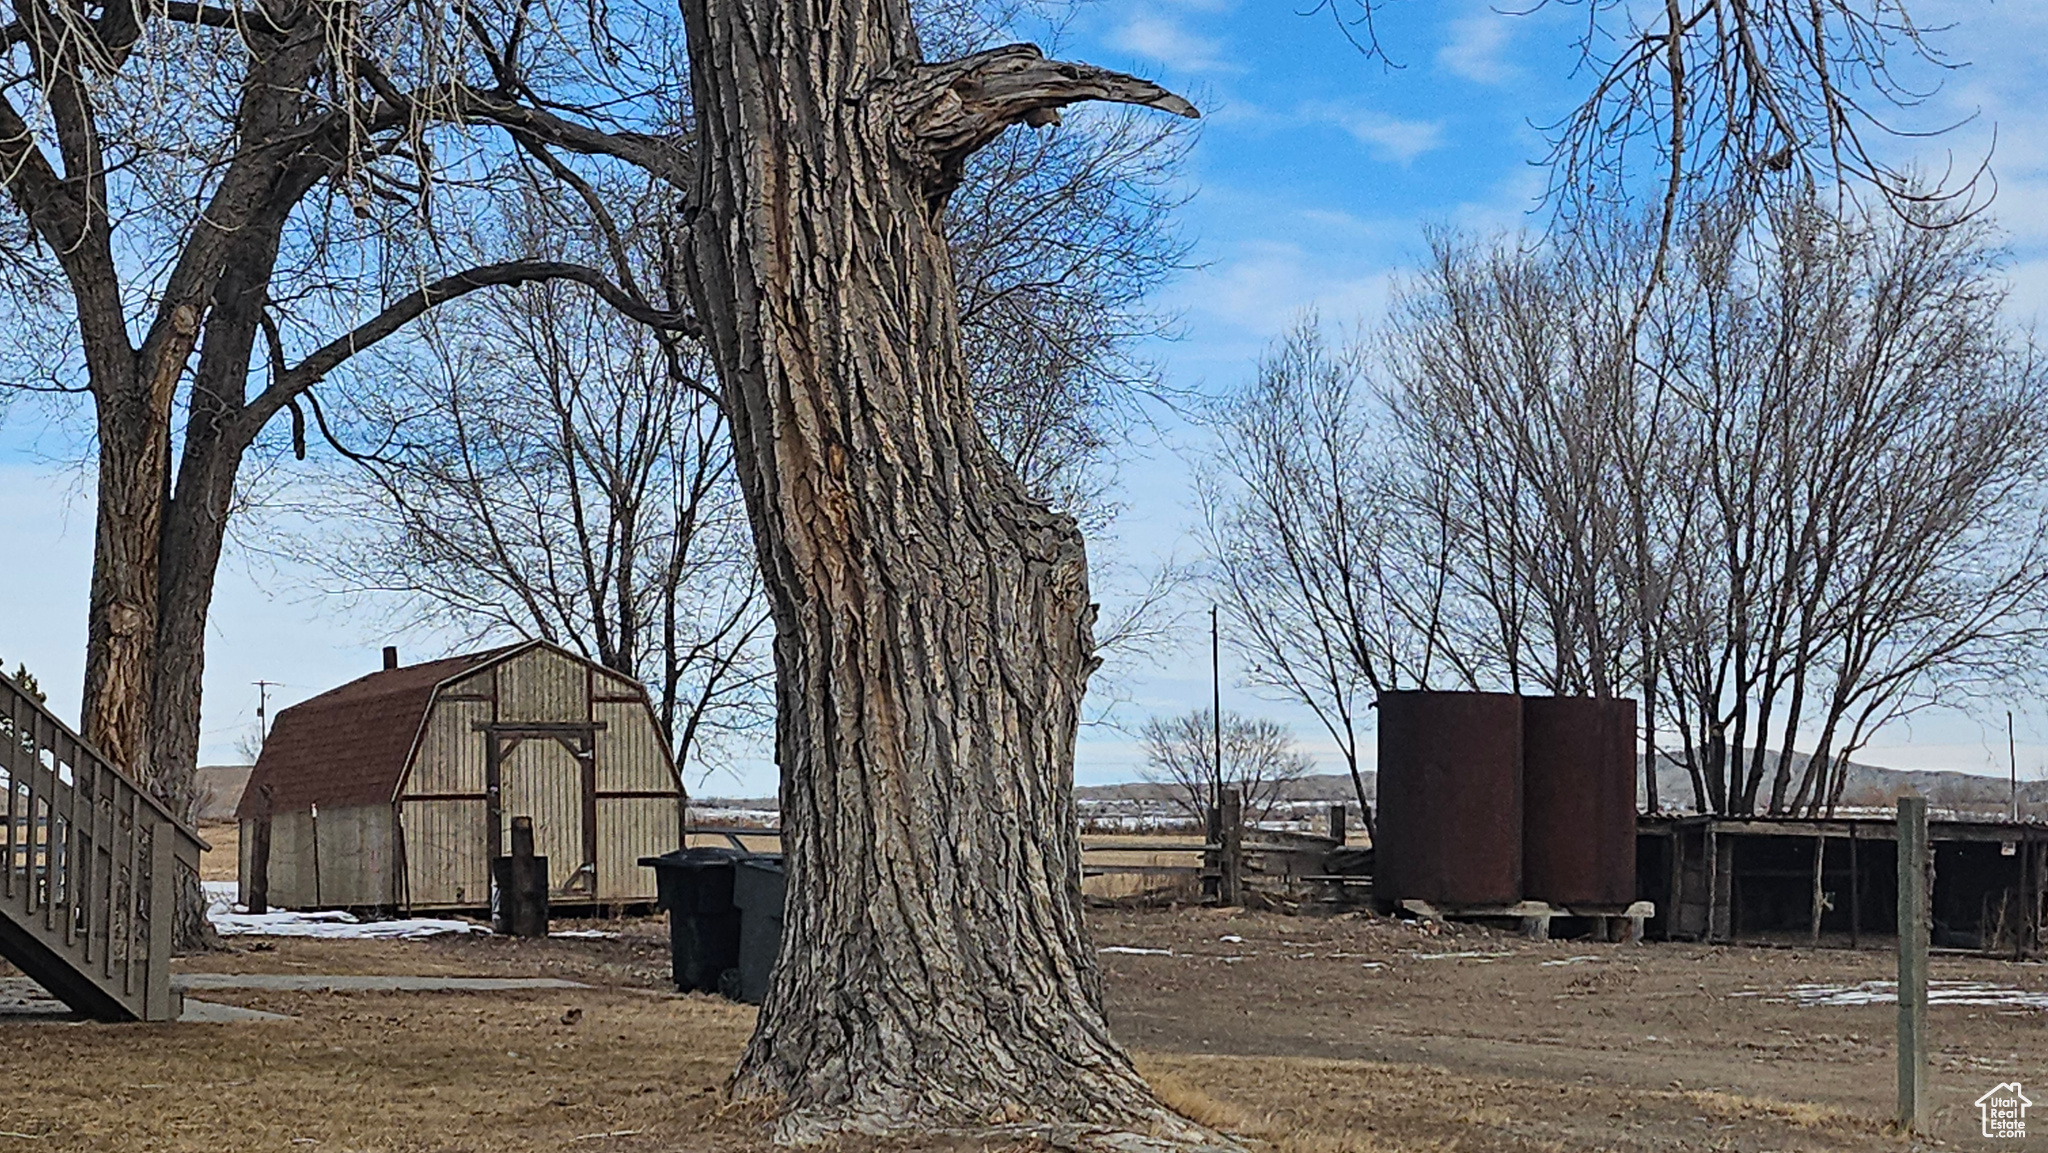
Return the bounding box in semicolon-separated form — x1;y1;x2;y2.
596;797;677;902
237;805;395;909
443;665;494;697
498;647;587;723
591;664;643;697
400;798;490;907
388;640;681;908
500;738;590;894
406;697;489;796
593;701;674;793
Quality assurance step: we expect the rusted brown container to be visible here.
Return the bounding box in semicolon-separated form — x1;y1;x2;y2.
1521;696;1638;907
1374;691;1523;908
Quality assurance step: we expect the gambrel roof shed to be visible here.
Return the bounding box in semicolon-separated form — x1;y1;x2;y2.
236;647;516;819
236;640;684;911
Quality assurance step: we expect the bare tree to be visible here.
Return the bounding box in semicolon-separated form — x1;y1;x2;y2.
1139;708;1317;825
0;0;702;940
1201;321;1430;837
676;0;1209;1139
1384;229;1650;701
1212;194;2048;820
1651;195;2048;815
300;260;772;785
950;103;1192;527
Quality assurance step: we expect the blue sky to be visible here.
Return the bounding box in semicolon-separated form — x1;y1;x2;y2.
4;1;2048;797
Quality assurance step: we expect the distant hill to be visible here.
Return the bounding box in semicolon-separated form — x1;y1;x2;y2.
194;763;253;822
1648;751;2048;817
695;756;2046;819
1073;775;1368;804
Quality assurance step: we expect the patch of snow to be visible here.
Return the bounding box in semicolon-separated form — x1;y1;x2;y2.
548;929;620;940
1766;980;2048;1009
686;807;779;826
1408;950;1513;962
1098;945;1174;956
205;881;488;941
1219;934;1244;943
1541;955;1604;967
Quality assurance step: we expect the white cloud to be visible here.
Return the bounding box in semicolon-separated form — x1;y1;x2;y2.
1332;109;1444;165
1177;238;1393;337
1109;12;1233;75
1437;11;1516;85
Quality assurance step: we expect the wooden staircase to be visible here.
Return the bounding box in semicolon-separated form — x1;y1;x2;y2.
0;673;205;1021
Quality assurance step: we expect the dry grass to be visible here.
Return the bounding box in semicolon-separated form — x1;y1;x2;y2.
1135;1053;1893;1153
683;831;784;854
1081;833;1207;905
197;820;238;883
0;989;1889;1153
0;987;759;1151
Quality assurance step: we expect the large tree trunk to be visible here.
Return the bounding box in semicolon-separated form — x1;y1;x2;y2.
80;305;199;779
677;0;1205;1143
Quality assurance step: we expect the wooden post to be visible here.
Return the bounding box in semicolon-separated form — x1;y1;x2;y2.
144;823;176;1021
2023;839;2039;958
1848;824;1860;950
1328;803;1346;846
309;802;322;908
1668;829;1685;942
1809;832;1827;947
247;815;272;915
495;815;549;938
1896;795;1930;1132
247;783;273;916
1705;823;1729;942
1202;804;1221;903
2020;840;2039;959
1220;787;1243;907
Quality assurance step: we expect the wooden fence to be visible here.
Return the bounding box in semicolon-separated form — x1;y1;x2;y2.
682;788;1361;908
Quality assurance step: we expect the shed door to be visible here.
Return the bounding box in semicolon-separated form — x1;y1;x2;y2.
487;729;599;897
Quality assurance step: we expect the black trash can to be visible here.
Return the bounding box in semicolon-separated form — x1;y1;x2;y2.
731;856;786;1005
640;848;743;993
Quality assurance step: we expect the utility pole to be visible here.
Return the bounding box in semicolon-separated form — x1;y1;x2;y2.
2009;711;2019;823
254;680;280;749
1211;605;1222;814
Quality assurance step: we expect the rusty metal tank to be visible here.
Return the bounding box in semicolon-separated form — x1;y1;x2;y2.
1374;691;1524;908
1521;696;1638;907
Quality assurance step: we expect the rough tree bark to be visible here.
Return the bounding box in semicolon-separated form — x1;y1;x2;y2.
677;1;1209;1143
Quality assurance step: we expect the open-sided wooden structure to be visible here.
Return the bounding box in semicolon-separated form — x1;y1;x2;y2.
1639;813;2048;954
237;641;682;912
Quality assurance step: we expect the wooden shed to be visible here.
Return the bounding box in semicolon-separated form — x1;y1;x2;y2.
236;641;683;912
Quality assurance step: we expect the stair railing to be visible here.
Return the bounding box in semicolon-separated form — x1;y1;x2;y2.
0;672;205;1021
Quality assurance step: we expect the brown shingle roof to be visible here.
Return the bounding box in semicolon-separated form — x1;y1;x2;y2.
235;647;517;819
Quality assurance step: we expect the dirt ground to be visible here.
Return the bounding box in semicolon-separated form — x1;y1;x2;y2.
1;903;2035;1151
0;832;2021;1149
